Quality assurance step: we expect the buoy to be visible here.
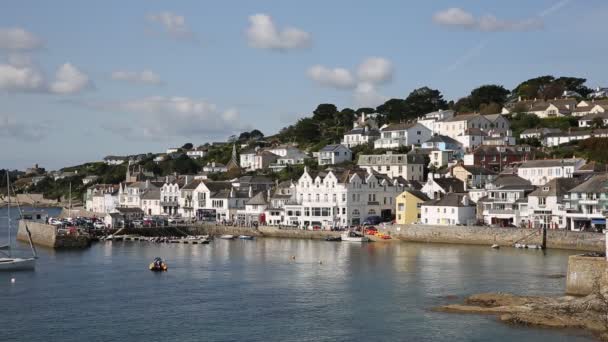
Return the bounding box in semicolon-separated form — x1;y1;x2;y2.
11;278;15;283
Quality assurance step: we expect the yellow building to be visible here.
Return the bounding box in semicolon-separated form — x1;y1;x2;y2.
395;189;430;224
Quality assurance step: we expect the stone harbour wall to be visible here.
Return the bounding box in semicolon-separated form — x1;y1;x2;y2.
566;255;608;296
17;221;90;249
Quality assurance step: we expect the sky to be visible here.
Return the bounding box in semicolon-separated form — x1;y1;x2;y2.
1;0;607;170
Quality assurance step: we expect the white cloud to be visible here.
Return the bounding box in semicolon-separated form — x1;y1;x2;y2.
0;115;47;140
111;70;162;85
307;65;356;89
0;28;43;51
147;12;194;39
49;63;92;95
433;8;543;32
354;83;387;108
7;53;33;67
103;96;241;139
357;57;394;85
246;14;311;50
0;63;45;92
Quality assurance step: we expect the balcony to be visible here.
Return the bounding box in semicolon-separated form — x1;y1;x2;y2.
487;209;520;216
579;199;599;205
160;201;179;207
368;201;380;205
374;138;407;149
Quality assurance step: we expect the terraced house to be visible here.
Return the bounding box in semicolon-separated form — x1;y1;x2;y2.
564;174;608;231
357;152;426;180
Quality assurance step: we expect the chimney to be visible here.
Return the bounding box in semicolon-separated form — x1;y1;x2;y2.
248;185;253;198
230;187;235;198
146;179;150;188
461;195;470;206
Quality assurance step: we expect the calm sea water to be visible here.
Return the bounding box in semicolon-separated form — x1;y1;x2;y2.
0;208;594;341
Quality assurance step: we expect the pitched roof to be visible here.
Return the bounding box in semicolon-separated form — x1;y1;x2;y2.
569;173;608;193
423;193;473;207
345;127;381;136
182;179;203;190
246;191;268;205
424;135;461;145
529;178;583;198
483;114;504;122
440;113;483;122
320;144;349;152
141;189;160;200
519;158;583;168
492;174;534;190
432;178;465;192
402;189;430;201
456;165;497;175
381;122;418;131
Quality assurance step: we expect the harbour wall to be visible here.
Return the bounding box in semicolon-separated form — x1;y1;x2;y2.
17;221;91;249
387;225;605;252
566;255;608;296
185;224;604;252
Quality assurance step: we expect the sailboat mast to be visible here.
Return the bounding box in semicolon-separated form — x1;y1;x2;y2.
7;172;11;258
69;182;72;218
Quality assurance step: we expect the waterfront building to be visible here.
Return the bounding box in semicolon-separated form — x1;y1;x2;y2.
318;144;352;166
236;191;269;225
208;187;251;222
357;152;425;180
420;193;475;225
118;180;158;209
527;178;583;230
374;122;431;149
477;175;535;227
178;180;200;219
85;184;119;214
160;179;187;216
517;158;585;186
283;167;404;228
141;189;161;216
564;173;608;231
395;189;429;224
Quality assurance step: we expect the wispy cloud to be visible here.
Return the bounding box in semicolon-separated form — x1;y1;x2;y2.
147;12;197;41
433;8;543;32
0;27;44;51
111;70;162;85
0;114;48;141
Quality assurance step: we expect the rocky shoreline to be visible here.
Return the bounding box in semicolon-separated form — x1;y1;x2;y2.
436;292;608;340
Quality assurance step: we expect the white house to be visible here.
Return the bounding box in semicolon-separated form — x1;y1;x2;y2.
342;127;380;148
502;99;577;118
417;109;455;133
434;114;492;140
160;180;183;216
103;156;128;165
564;174;608;231
82;175;99;185
203;162;228;173
420;193;475;225
186;148;207;159
118;180;158;209
357;152;425;180
578;112;608;128
283;168;404;228
269;149;310;172
520;128;562;140
86;184;119;214
543;131;592;147
421;177;465;200
477;175;535;227
527;178;582;230
236;191;269;226
318;144;352;166
517;158;585;186
455;128;487;152
166;147;180;154
374;122;432;149
141;189;162;216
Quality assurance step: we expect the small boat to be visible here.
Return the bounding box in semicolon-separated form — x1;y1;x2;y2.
149;257;168;272
220;235;236;240
200;239;210;244
1;173;37;272
238;235;254;240
325;236;342;242
491;244;500;249
341;231;370;243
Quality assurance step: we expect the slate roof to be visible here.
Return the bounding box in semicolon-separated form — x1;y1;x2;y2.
529;178;583;198
181;179;202;190
569;173;608;193
381;122;418;131
320;144;350;152
246;191;268;205
456;165;497;175
424;135;461;145
433;178;465;192
141;189;160;200
519;158;583;168
345;128;381;136
440;113;483;122
402;189;430;202
423;193;473;207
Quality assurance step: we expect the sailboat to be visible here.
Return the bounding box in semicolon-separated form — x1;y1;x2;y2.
0;173;37;271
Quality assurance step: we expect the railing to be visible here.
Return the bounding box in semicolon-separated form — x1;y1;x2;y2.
160;201;179;207
487;209;520;216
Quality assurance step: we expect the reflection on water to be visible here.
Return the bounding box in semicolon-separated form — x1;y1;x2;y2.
0;208;594;341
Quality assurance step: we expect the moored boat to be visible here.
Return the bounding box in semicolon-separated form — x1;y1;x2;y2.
220;235;236;240
238;235;254;240
341;231;370;243
325;236;341;242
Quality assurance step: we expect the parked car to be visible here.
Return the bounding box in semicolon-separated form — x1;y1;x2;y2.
132;220;143;228
363;216;382;226
93;221;105;230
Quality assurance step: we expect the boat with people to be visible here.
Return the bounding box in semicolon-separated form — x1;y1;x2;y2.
238;235;254;240
1;173;37;271
149;257;168;271
341;231;370;243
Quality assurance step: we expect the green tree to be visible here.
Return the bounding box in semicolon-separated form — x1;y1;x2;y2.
592;117;605;128
181;142;193;150
468;84;510;110
403;87;447;119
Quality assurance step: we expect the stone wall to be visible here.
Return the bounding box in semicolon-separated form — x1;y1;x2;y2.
187;225;340;240
566;255;608;296
386;225;605;252
17;221;90;249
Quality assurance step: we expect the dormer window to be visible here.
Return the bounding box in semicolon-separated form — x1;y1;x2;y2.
543;187;549;191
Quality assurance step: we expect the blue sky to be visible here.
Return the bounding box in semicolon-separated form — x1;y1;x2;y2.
1;0;607;170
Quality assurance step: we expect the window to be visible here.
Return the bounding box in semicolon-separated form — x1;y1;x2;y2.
312;208;321;216
398;204;405;211
321;208;331;216
353;209;360;216
539;197;546;206
305;208;310;216
368;209;376;215
416;203;422;208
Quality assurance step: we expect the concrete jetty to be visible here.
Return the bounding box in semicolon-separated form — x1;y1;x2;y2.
17;221;91;249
